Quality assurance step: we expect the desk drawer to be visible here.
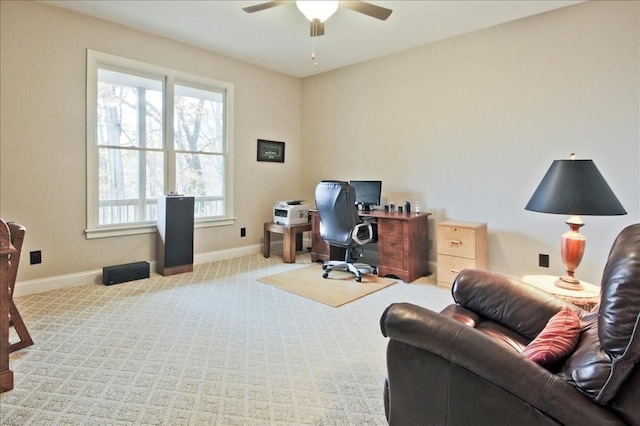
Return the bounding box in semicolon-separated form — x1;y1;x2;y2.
379;239;404;265
437;255;475;287
438;226;476;258
378;219;403;237
378;219;404;265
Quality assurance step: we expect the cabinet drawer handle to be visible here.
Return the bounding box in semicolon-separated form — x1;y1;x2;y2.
450;269;461;274
449;240;463;246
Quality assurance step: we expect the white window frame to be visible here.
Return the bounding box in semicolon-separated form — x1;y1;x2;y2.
86;50;234;239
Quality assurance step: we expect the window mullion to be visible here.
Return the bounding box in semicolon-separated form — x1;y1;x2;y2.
137;86;147;222
165;76;175;194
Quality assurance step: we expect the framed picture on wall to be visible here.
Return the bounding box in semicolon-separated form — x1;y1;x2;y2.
257;139;285;163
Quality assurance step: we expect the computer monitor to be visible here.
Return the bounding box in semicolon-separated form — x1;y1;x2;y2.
349;180;382;211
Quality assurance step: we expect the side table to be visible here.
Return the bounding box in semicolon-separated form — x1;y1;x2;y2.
263;222;311;263
522;274;600;311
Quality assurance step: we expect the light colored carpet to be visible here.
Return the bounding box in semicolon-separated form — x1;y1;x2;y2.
1;252;450;425
257;264;396;307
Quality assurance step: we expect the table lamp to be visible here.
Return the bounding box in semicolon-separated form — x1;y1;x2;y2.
525;154;626;290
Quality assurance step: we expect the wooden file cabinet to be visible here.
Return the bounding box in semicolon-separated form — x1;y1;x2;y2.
376;216;430;283
437;221;487;289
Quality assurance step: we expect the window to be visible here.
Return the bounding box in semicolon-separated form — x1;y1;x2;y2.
86;51;234;238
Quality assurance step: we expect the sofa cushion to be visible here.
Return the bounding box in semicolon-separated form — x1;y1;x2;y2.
599;224;640;357
522;308;580;367
559;224;640;404
559;318;612;399
452;269;579;341
440;305;529;352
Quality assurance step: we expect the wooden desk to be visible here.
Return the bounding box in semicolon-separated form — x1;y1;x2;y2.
310;210;431;283
263;222;312;263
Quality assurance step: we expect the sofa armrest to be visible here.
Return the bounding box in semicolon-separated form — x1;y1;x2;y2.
381;303;622;425
452;269;583;340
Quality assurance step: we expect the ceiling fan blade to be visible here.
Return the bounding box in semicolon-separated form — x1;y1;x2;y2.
242;1;292;14
341;1;393;21
310;20;325;37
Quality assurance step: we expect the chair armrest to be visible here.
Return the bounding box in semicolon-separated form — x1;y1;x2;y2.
453;269;583;340
381;303;623;425
352;222;373;245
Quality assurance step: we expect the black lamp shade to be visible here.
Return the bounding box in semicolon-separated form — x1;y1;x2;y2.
525;159;627;216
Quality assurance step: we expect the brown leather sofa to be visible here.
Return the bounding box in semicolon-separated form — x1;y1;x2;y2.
381;223;640;425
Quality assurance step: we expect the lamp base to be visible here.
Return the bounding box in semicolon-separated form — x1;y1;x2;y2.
555;276;585;291
557;215;586;292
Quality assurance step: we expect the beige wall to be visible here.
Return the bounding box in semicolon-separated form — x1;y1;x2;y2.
300;1;639;284
1;1;638;286
0;1;302;281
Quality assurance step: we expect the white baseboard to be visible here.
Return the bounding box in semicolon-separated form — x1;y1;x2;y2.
13;241;432;297
193;243;262;265
13;270;103;298
13;244;263;298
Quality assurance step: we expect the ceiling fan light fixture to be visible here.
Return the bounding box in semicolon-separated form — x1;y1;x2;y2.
296;1;339;22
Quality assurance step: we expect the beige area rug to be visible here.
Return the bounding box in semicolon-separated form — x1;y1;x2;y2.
257;263;396;307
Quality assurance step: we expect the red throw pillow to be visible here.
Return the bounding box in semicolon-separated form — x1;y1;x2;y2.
522;308;581;367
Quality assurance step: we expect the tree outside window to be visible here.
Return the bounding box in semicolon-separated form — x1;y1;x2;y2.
87;51;234;238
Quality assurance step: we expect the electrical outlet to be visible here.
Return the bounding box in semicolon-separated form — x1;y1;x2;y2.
240;227;246;237
30;250;42;265
539;253;549;268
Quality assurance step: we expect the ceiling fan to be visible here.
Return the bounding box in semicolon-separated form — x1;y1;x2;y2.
242;1;393;37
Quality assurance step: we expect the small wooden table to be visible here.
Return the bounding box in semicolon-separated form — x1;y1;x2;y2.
522;274;600;311
263;222;312;263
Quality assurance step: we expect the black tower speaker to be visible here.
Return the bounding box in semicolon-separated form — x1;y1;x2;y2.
157;195;194;276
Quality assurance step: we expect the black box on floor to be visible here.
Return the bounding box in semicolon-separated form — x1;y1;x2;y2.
102;261;150;285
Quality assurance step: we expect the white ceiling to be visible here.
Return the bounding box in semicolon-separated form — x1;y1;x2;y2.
42;0;582;78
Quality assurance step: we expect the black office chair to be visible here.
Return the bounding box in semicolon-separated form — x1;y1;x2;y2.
314;181;376;282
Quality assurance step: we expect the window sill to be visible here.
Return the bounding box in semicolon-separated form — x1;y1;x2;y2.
85;217;235;239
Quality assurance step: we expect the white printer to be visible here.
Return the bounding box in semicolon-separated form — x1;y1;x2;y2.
273;200;309;225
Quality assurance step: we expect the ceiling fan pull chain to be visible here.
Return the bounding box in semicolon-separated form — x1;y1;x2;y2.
311;25;318;67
